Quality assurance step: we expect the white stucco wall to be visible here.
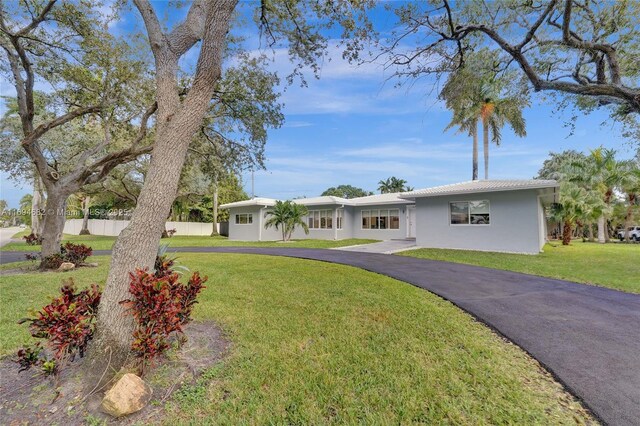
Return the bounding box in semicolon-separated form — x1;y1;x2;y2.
414;189;543;254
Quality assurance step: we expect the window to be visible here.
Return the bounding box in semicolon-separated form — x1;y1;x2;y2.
362;209;400;230
308;210;333;229
337;209;344;230
362;210;370;229
450;201;490;225
235;213;253;225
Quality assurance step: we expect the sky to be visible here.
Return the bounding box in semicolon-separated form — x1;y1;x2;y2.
0;1;636;207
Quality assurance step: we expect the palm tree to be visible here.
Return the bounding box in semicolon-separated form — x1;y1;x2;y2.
441;71;527;180
572;148;625;243
480;94;527;179
619;162;640;242
264;200;309;241
377;177;410;194
441;71;482;180
550;183;590;245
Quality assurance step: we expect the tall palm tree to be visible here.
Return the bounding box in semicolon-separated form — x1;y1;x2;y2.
441;70;527;180
480;94;528;179
264;200;309;241
378;177;409;194
441;71;482;180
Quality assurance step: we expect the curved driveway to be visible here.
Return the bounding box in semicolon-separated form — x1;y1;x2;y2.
2;246;639;424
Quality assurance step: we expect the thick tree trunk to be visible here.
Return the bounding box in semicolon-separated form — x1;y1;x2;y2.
80;195;91;235
483;118;489;180
87;0;236;381
472;124;478;181
604;220;610;243
31;175;44;236
40;190;69;259
210;184;219;236
597;216;606;243
562;220;572;245
588;223;594;242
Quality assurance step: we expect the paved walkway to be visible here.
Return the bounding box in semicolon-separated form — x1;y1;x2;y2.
335;239;416;254
2;246;638;424
0;227;22;248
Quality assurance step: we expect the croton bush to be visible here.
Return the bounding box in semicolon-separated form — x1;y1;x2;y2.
22;232;43;246
16;250;206;377
120;253;206;372
35;242;93;270
16;279;101;375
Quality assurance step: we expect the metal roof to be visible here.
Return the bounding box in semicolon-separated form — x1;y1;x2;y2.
292;196;351;206
219;197;277;209
400;179;559;198
350;192;414;206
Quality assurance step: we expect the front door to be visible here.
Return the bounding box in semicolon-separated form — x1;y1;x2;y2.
407;206;416;238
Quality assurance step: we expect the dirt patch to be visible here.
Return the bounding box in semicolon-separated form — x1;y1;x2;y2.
0;321;229;425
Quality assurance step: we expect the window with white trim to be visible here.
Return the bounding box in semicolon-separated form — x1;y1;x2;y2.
336;209;343;230
450;200;490;225
235;213;253;225
308;210;333;229
361;209;400;230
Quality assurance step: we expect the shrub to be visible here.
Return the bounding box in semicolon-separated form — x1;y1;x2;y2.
40;253;64;270
60;242;93;265
15;343;43;372
37;242;93;270
23;233;42;245
17;279;101;373
120;268;206;372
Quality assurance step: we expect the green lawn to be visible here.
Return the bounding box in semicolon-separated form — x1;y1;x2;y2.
3;232;377;251
0;254;591;423
400;240;639;293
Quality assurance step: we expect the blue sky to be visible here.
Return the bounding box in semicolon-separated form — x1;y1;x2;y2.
1;2;636;207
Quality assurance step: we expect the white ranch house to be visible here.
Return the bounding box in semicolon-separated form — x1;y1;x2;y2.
221;179;559;254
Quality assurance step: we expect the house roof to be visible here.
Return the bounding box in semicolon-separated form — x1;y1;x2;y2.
219;197;277;209
400;179;559;198
350;192;414;206
292;196;350;206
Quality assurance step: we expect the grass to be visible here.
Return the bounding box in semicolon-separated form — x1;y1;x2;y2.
0;253;591;423
400;240;639;293
2;233;377;251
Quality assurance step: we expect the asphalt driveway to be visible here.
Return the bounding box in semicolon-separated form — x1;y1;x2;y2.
2;246;638;424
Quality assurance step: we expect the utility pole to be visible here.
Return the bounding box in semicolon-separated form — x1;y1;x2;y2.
251;170;255;199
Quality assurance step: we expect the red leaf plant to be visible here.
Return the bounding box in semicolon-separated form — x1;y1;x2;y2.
17;279;101;374
120;267;206;372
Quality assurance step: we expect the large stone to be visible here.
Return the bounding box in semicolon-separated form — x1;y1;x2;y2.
57;262;75;271
100;373;152;418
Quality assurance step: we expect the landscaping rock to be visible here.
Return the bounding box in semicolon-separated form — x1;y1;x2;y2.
57;262;75;271
100;373;152;418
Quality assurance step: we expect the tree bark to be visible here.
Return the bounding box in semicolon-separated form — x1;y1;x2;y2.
562;220;572;245
587;222;594;242
472;123;478;180
31;174;44;236
483;117;489;180
87;0;236;381
40;189;69;259
596;215;606;243
80;195;91;235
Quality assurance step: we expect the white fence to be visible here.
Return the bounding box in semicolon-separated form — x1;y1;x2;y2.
63;219;218;237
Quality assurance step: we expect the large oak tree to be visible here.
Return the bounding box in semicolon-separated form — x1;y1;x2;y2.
87;0;371;379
